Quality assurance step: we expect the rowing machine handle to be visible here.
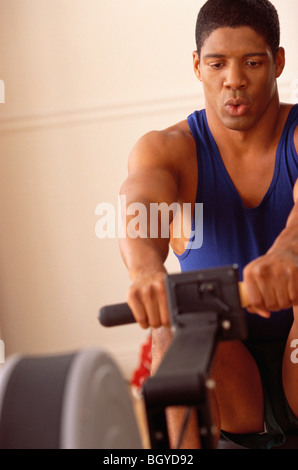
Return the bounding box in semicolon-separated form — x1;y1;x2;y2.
99;302;135;327
98;282;249;327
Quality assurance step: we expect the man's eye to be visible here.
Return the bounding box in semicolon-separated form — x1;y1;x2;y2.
210;63;224;69
246;61;261;67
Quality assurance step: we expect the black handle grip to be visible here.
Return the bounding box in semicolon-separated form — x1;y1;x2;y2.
98;302;136;327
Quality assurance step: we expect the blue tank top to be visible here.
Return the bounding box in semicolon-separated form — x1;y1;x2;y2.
175;105;298;340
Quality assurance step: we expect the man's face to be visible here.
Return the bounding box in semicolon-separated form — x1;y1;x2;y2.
193;27;285;131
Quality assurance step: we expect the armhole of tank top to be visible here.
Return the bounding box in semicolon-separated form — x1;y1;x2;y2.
187;112;201;205
291;122;298;160
287;108;298;169
173;217;196;261
174;113;201;262
252;105;298;208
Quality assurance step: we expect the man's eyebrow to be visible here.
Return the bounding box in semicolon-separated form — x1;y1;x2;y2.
243;52;268;58
203;54;225;59
203;52;268;59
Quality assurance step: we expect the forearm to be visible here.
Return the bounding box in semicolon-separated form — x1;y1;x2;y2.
119;170;177;279
118;222;171;328
119;235;169;281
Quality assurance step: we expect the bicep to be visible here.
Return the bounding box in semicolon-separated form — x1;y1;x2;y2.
120;169;179;212
121;132;179;206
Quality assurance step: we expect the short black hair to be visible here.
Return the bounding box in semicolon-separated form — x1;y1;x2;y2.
196;0;280;58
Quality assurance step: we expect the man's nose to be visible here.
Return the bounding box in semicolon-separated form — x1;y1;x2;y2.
223;63;247;90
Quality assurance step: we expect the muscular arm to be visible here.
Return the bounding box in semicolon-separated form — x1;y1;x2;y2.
119;130;180;329
120;129;201;448
243;127;298;316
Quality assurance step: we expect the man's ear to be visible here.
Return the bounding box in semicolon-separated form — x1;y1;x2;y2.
193;51;202;81
275;47;285;79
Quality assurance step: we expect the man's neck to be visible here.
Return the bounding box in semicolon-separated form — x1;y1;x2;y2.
205;94;283;160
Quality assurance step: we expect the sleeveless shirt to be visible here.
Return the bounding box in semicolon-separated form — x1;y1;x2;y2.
175;105;298;340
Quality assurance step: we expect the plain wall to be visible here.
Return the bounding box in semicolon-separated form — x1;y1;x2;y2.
0;0;297;377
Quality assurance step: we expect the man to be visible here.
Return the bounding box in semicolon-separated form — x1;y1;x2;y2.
119;0;298;449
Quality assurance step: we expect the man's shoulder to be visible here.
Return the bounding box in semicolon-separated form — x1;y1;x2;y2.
129;119;195;168
142;119;193;149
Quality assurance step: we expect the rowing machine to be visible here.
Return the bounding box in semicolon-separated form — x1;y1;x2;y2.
99;265;248;449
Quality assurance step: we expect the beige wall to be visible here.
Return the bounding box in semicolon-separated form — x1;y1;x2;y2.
0;0;297;378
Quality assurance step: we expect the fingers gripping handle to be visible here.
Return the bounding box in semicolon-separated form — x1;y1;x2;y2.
98;281;250;327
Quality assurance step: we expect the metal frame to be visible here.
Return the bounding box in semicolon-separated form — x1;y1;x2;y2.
142;265;248;449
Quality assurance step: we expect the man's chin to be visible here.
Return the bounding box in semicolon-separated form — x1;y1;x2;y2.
221;114;255;132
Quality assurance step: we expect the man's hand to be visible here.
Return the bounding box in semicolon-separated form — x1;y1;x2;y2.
126;268;170;329
243;249;298;318
243;180;298;318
